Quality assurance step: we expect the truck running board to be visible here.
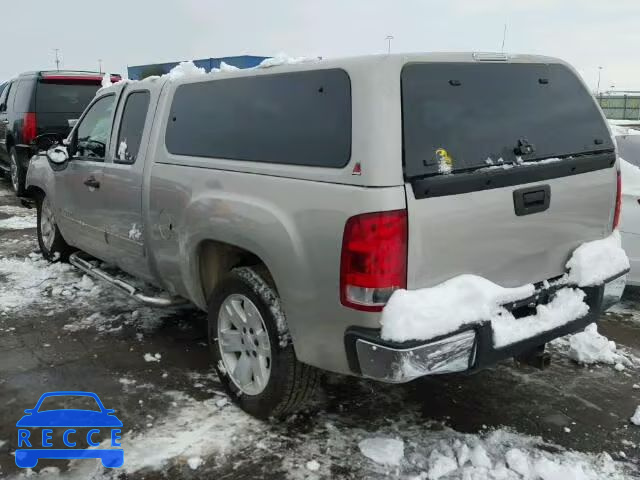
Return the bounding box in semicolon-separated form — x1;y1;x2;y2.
69;252;185;307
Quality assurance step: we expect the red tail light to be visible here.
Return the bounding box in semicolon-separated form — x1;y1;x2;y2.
23;113;37;145
340;209;407;311
613;170;622;230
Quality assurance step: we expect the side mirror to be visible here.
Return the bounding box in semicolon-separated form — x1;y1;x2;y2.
46;145;70;164
34;133;61;152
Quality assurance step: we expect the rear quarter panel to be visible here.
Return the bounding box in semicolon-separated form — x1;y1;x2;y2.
146;164;406;374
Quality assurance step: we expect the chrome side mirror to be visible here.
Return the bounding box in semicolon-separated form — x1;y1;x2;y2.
46;145;70;164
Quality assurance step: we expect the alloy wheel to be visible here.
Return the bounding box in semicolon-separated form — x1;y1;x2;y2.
217;294;272;395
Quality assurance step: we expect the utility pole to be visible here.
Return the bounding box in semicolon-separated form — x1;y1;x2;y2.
596;66;603;95
98;59;103;73
501;24;507;52
53;49;61;71
385;35;394;54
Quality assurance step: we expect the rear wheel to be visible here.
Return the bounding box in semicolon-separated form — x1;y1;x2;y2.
37;194;73;262
209;266;319;419
9;147;25;196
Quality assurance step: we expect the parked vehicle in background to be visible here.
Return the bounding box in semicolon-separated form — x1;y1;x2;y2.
615;124;640;285
26;53;625;419
0;71;120;195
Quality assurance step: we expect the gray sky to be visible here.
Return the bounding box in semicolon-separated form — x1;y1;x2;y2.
3;0;639;91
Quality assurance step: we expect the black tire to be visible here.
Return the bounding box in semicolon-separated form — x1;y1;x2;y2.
209;266;319;419
9;147;25;196
36;194;73;262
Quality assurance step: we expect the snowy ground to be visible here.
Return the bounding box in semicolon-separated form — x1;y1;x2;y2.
0;179;639;479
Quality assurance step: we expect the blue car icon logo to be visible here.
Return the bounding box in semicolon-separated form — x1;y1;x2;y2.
15;391;123;468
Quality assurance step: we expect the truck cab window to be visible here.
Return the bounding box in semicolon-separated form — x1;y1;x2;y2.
75;95;115;160
116;91;150;164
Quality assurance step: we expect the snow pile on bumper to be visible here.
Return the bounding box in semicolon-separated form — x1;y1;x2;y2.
565;230;629;287
381;231;628;347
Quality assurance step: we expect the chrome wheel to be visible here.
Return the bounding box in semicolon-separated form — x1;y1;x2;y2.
217;294;272;395
40;197;56;251
10;153;18;192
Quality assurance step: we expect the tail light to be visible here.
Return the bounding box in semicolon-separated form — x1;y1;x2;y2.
340;209;407;311
23;113;37;145
613;170;621;230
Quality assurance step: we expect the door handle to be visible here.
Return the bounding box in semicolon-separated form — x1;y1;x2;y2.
83;177;100;189
1;119;8;125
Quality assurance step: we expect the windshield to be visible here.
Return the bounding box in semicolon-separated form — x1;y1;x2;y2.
37;395;101;412
36;81;101;113
401;62;614;178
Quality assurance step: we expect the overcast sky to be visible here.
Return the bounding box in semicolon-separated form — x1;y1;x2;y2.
2;0;639;91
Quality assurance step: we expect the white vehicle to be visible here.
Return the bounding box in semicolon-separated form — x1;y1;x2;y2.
615;125;640;285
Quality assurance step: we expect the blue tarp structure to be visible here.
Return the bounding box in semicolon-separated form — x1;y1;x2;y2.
127;55;267;80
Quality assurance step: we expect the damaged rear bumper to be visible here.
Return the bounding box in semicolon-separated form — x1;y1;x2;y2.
345;273;627;383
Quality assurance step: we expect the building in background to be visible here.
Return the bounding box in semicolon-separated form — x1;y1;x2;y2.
127;55;267;80
598;92;640;120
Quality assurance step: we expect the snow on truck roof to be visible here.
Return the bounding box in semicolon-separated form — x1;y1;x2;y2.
98;52;571;93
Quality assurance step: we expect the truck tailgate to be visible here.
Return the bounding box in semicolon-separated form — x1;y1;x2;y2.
406;165;616;289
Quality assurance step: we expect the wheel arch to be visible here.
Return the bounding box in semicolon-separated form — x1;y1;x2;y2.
197;239;278;307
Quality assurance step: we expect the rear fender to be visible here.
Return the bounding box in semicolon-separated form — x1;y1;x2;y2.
179;192;313;340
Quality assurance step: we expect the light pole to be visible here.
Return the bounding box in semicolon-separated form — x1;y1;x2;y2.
385;35;394;54
98;59;103;74
596;66;603;94
53;49;61;71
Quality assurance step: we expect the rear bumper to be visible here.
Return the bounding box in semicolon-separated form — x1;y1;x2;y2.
345;274;627;383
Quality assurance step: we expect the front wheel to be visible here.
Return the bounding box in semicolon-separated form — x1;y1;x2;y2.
209;266;319;419
37;194;73;262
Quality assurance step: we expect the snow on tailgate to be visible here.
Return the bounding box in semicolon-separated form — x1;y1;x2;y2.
381;231;628;346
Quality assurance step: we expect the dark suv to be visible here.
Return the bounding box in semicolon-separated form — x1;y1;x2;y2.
0;71;120;195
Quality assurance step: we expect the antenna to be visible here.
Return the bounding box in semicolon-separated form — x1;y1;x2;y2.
385;35;394;54
501;24;507;52
53;49;61;71
98;59;103;74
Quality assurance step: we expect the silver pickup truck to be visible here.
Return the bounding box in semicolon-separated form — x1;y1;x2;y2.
25;53;625;419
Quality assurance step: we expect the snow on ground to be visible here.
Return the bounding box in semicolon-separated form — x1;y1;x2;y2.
631;407;640;426
0;255;100;314
0;215;37;230
550;323;637;369
358;437;405;466
15;392;627;480
0;205;36;216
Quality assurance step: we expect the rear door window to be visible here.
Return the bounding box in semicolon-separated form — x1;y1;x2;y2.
116;91;150;164
401;62;614;178
165;69;352;168
36;81;101;114
13;79;35;113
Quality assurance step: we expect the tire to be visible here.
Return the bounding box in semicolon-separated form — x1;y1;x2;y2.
209;266;319;419
36;194;73;262
9;147;25;196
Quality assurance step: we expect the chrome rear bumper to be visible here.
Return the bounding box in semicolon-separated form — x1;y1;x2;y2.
346;272;627;383
355;330;476;383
